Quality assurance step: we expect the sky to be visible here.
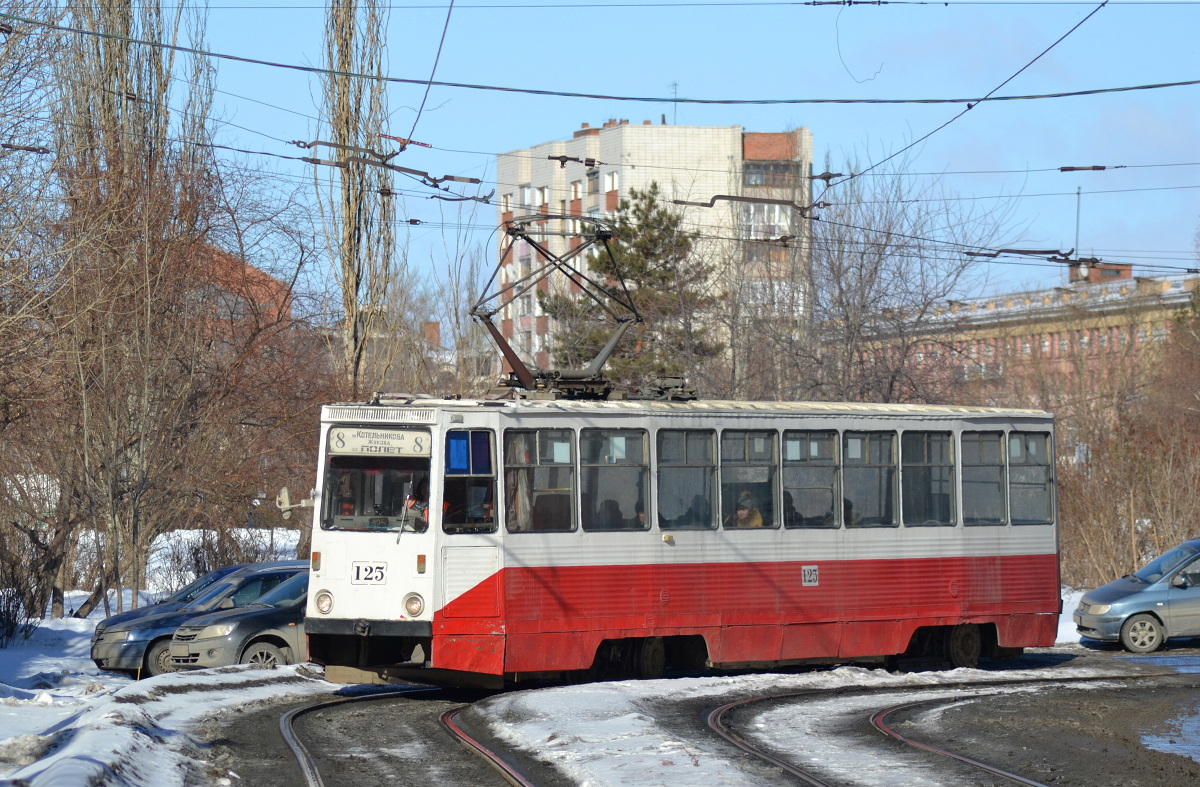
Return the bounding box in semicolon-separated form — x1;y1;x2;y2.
7;586;1182;787
156;0;1200;298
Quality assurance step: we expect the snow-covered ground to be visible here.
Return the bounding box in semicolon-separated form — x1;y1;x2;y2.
0;587;1121;787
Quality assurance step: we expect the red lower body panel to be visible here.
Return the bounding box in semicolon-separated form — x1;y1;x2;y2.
431;554;1059;674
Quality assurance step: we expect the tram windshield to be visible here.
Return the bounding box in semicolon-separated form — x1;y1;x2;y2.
321;427;432;532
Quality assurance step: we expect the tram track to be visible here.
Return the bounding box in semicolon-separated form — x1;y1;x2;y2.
279;686;438;787
263;666;1199;787
703;673;1193;787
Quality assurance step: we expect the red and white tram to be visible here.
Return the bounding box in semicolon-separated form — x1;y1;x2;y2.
303;395;1059;686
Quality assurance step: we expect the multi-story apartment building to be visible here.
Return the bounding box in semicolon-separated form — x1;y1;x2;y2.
495;119;813;370
897;263;1198;420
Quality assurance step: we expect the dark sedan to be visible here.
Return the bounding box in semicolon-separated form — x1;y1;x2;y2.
170;571;309;669
91;561;307;677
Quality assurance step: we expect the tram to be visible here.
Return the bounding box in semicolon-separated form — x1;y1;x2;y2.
299;215;1059;686
302;396;1059;686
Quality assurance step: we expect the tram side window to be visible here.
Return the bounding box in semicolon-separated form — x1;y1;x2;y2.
443;430;497;534
658;430;717;530
504;429;576;533
962;431;1006;526
842;432;897;527
782;431;838;528
581;429;649;531
720;430;778;528
1009;432;1054;525
901;431;956;527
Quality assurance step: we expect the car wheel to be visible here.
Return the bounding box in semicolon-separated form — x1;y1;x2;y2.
241;642;286;668
144;639;177;677
1120;614;1164;653
946;624;982;669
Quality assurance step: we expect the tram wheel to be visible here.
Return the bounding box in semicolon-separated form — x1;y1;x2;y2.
945;624;981;669
635;637;666;679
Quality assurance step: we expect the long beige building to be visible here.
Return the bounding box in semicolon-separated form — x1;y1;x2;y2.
495;119;813;369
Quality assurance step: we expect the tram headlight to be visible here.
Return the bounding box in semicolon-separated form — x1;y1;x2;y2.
314;590;334;615
402;593;424;617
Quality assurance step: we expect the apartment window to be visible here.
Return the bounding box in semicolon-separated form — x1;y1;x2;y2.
537;186;549;205
586;169;600;195
605;171;619;192
519;184;533;212
502;193;512;213
743;161;799;188
570;180;582;200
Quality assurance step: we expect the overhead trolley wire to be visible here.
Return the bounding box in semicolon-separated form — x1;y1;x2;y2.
3;10;1196;106
825;0;1110;191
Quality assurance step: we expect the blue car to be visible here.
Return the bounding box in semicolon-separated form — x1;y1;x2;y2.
91;561;307;677
1074;539;1200;652
90;564;252;644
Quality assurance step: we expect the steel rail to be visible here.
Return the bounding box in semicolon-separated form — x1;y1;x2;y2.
703;673;1172;787
279;686;435;787
871;697;1050;787
440;707;538;787
705;699;837;787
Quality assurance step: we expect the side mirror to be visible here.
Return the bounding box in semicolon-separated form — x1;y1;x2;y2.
276;487;316;521
1172;574;1189;589
218;598;236;610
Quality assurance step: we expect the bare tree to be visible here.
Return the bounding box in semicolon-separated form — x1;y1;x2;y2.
746;154;1016;403
317;0;398;396
427;200;498;396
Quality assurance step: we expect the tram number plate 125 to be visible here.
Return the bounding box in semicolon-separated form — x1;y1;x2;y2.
351;562;388;584
802;565;819;587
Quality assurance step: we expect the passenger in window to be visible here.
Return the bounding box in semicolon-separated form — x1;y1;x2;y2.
843;498;860;526
596;499;624;530
782;491;801;527
629;501;646;529
682;494;711;527
726;492;763;528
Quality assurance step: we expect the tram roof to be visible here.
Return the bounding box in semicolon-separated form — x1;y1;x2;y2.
323;397;1051;420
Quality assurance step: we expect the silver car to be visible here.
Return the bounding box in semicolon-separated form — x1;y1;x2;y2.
170;571;309;669
1074;539;1200;652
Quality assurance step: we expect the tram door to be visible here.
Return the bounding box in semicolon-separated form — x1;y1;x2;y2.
439;429;502;620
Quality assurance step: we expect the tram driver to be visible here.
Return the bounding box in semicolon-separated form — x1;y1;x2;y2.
405;477;432;531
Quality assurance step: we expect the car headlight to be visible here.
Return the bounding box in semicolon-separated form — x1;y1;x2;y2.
403;593;424;617
198;624;235;639
314;590;334;614
124;629;153;642
1086;603;1111;615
